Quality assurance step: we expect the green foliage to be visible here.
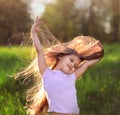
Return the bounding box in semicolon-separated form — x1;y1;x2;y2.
0;44;120;115
42;0;77;42
0;90;26;115
42;0;120;43
0;47;31;114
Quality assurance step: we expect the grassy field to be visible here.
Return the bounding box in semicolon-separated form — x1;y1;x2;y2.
0;44;120;115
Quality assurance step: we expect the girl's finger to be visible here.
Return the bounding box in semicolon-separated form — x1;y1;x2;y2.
36;16;41;22
34;16;38;23
35;16;43;24
36;16;39;21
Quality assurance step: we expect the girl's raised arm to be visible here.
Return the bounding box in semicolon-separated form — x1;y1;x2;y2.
31;17;47;75
75;59;99;79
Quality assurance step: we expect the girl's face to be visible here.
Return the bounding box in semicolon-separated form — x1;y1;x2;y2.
55;54;81;74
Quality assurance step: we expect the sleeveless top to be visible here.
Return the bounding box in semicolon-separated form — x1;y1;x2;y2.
43;68;80;114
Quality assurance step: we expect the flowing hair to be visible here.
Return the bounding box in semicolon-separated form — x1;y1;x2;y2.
14;21;104;115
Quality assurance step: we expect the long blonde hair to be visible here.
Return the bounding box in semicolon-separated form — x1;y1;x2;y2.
15;22;104;115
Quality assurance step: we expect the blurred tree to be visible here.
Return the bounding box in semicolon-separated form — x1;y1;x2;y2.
110;0;120;42
0;0;32;45
42;0;106;42
87;0;102;37
41;0;120;43
99;0;120;43
75;0;120;43
76;0;108;41
42;0;77;42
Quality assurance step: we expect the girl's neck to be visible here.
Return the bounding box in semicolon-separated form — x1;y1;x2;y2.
53;63;61;70
54;66;60;71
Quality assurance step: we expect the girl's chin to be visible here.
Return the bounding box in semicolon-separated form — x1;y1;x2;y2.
61;67;72;74
63;70;72;74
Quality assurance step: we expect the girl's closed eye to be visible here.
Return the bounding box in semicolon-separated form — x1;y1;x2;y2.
70;58;74;62
74;65;77;69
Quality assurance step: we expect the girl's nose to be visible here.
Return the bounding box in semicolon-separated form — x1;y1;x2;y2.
71;63;74;68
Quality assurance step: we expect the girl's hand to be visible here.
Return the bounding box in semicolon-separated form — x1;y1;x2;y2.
31;16;43;33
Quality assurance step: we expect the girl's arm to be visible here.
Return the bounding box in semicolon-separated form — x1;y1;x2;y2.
31;17;47;75
75;59;99;79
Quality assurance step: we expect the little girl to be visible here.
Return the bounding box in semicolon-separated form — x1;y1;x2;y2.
15;17;104;115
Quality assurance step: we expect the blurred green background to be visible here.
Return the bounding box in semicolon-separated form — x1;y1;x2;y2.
0;0;120;115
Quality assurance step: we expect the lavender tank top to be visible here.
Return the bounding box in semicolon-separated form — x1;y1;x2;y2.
43;68;80;114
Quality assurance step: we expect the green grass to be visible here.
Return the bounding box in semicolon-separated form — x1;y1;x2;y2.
0;44;120;115
76;43;120;115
